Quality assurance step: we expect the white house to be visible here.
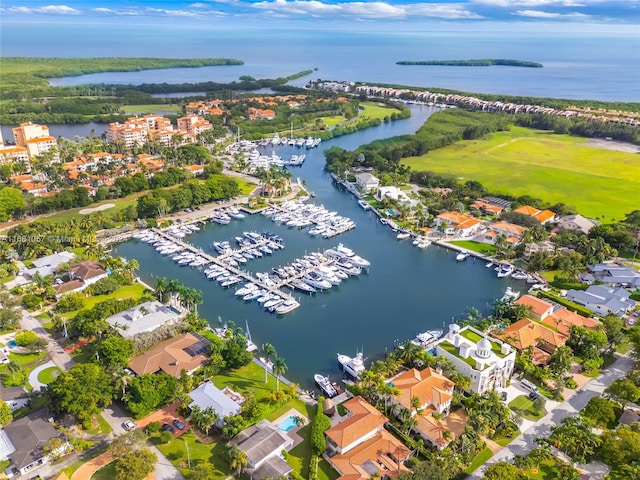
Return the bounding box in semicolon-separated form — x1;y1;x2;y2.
436;211;482;238
1;386;29;412
26;251;76;279
188;381;243;427
106;301;184;338
354;172;379;193
558;214;596;234
375;185;409;203
566;285;636;316
435;324;516;395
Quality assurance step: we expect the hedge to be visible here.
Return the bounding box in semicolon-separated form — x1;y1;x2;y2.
537;291;594;317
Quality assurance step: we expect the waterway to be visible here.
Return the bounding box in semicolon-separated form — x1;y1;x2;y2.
111;104;524;390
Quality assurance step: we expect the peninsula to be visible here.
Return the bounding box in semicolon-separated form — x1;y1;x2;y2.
396;59;543;68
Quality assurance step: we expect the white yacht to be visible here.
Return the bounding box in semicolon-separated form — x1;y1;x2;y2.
410;330;444;350
501;286;521;302
337;351;366;379
314;374;338;398
357;199;371;210
456;252;470;261
497;264;515;278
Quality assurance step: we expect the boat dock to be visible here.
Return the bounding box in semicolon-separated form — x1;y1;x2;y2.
151;228;297;302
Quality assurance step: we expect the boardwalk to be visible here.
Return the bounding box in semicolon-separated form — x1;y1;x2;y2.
151;228;297;302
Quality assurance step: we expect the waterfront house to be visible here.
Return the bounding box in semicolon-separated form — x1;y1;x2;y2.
375;186;410;203
386;368;457;449
483;221;527;245
579;263;640;289
566;285;636;317
513;205;556;224
68;260;108;286
435;325;515;395
523;240;556;259
106;301;185;339
435;212;482;238
542;308;602;336
515;295;555;321
229;419;293;480
188;380;243;428
325;396;411;479
26;251;76;280
0;410;69;478
354;172;380;194
469;199;505;217
558;214;596;234
127;332;210;377
492;319;568;365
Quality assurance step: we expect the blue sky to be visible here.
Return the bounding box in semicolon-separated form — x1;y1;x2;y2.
0;0;638;23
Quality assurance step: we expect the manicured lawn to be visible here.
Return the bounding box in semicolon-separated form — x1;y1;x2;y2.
448;240;498;256
123;104;181;114
60;283;148;319
42;195;141;225
237;179;257;195
525;457;572;479
509;395;546;421
154;431;231;479
9;351;47;366
491;431;519;446
401;126;640;220
85;413;113;435
35;312;50;321
37;365;61;384
360;101;402;121
464;447;493;474
212;361;281;403
322;115;346;127
91;462;116;480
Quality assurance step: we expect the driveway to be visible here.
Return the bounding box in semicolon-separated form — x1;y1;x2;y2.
469;354;636;479
19;308;75;370
135;402;190;439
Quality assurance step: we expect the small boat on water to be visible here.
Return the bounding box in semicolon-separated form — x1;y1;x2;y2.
337;351;366;379
357;199;370;210
496;263;515;278
511;270;528;280
314;374;338;398
456;252;470;262
485;261;494;268
397;231;411;240
501;286;521;302
410;330;444;350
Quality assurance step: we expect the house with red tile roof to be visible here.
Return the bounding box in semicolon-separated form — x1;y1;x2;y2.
127;333;210;377
542;308;601;336
513;205;556;224
435;212;482;238
325;396;411;480
515;295;555;321
492;318;568;365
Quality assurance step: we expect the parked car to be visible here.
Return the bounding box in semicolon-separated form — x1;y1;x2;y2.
172;419;186;430
528;391;540;400
500;391;508;401
161;423;175;433
123;420;136;431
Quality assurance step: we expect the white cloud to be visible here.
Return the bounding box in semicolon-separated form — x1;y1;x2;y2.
7;4;80;14
515;9;590;17
144;7;202;17
476;0;585;6
189;2;210;7
250;0;482;19
92;7;140;15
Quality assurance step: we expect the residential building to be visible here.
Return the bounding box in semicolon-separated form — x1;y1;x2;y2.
12;174;49;197
68;260;108;286
375;186;410;203
11;122;59;161
469;199;505;216
523;240;556;259
513;205;556;224
247;108;276;120
127;332;210;377
542;308;602;336
580;263;640;289
0;410;69;477
492;318;568;364
387;367;457;449
25;251;76;279
435;211;482;238
106;301;184;338
484;221;527;245
229;419;293;480
1;386;29;412
515;295;555;321
354;172;380;193
108;115;176;150
566;285;636;316
177;114;212;137
182;164;204;176
53;279;85;299
325;396;410;480
188;381;243;427
558;214;596;234
435;325;515;395
0;130;29;166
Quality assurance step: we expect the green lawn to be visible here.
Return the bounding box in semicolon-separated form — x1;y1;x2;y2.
322;115;346;127
42;195;141;225
154;431;231;479
212;361;281;403
491;430;519;446
85;413;113;435
525;457;572;479
448;240;498;256
60;283;148;319
9;351;48;366
90;462;116;480
123;104;181;114
464;447;493;474
509;395;546;421
237;179;257;195
401;126;640;220
37;366;61;384
359;101;402;121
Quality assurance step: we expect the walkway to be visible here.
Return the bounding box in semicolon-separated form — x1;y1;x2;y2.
19;308;75;370
70;450;156;480
28;359;56;391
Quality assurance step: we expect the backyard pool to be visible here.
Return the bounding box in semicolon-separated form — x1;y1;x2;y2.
7;340;17;349
277;416;298;432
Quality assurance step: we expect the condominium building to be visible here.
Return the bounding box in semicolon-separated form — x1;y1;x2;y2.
10;122;58;162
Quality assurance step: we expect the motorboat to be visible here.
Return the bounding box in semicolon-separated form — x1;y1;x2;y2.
274;299;300;314
303;272;332;290
290;279;316;294
410;330;444;350
314;374;338;398
456;252;470;262
337;351;366;379
334;243;371;267
235;283;257;296
511;270;528;280
357;199;371;210
497;264;515;278
501;286;521;302
397;231;411;240
415;239;431;249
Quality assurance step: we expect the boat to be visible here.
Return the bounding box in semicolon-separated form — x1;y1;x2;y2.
410;330;444;350
511;270;528;280
397;231;411;240
501;286;521;302
337;351;366;379
314;374;338;398
456;252;470;262
415;239;431;249
485;261;494;268
497;263;515;278
357;199;370;210
274;299;300;314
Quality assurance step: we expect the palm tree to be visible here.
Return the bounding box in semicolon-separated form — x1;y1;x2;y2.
154;277;168;303
114;371;133;401
272;356;287;391
262;343;277;383
190;288;204;314
225;444;247;477
7;361;21;383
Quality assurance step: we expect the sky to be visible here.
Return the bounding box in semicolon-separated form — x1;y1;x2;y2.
0;0;638;24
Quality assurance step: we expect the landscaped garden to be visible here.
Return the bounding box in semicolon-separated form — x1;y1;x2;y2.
448;240;498;256
508;395;546;421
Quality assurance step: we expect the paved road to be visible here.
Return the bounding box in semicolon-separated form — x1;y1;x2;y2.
101;403;185;480
20;308;75;370
469;354;636;479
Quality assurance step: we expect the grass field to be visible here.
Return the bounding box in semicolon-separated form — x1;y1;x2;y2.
401;126;640;220
464;447;493;474
448;240;498;256
60;283;148;319
509;395;546;421
123;104;181;114
359;101;402;120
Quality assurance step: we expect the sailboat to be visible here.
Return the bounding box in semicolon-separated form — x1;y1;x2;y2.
245;320;258;352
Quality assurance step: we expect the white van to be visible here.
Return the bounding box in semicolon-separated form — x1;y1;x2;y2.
521;379;539;392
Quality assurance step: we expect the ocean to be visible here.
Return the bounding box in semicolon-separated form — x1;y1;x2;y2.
1;22;639;101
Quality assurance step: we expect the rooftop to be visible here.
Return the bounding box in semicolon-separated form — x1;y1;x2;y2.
106;301;182;338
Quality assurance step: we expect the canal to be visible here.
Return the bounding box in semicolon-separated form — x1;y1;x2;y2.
112;104;522;390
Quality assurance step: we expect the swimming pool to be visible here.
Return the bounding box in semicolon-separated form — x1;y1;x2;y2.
7;340;17;349
277;416;298;432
